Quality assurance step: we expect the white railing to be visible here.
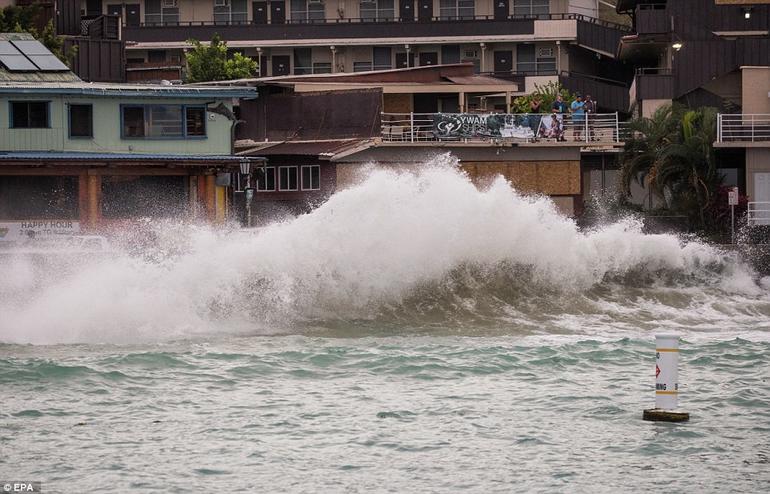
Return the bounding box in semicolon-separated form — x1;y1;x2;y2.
717;114;770;143
381;112;623;144
748;202;770;226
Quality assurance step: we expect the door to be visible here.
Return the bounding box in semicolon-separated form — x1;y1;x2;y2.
419;52;438;66
418;0;432;21
272;55;290;76
494;0;509;20
396;52;415;68
493;50;512;74
86;0;103;16
755;173;770;225
270;1;286;24
126;4;141;27
253;1;268;23
400;0;414;21
107;4;123;18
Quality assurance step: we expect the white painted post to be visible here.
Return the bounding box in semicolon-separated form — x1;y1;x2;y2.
644;334;689;422
615;112;620;142
655;334;679;410
410;112;415;143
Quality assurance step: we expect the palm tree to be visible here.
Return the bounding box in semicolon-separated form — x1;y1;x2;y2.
619;104;721;229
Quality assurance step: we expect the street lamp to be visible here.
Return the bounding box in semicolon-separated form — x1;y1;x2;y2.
240;159;254;228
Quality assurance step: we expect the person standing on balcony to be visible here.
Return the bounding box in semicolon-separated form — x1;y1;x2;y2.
571;94;586;142
529;96;543;141
551;95;568;141
584;94;597;141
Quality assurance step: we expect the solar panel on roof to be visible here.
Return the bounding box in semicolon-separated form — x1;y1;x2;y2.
10;40;52;56
0;40;37;71
0;54;38;71
27;55;69;71
0;40;21;55
8;39;69;72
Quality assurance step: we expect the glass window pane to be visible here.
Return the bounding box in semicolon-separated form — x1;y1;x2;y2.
123;106;145;137
302;166;311;189
70;104;93;137
186;107;205;136
147;105;183;137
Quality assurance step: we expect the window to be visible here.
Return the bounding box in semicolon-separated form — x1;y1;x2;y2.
121;105;207;139
278;166;298;191
516;44;556;74
441;45;461;65
301;165;320;191
373;47;392;70
101;175;187;219
69;104;93;138
145;0;180;25
291;0;325;22
186;107;206;137
439;0;474;20
294;48;313;75
516;44;536;73
512;0;549;16
10;101;49;129
360;0;394;21
214;0;248;23
256;166;276;191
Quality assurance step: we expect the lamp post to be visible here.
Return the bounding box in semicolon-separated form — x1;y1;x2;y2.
240;159;253;228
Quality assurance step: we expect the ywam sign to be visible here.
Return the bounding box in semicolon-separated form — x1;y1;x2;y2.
0;220;81;241
432;113;537;140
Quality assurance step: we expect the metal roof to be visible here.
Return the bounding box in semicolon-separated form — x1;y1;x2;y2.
0;152;265;162
0;82;258;99
237;139;374;160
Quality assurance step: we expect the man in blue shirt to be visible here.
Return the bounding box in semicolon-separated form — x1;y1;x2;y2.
571;94;586;141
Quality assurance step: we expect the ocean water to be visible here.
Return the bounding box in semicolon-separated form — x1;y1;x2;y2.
1;161;769;492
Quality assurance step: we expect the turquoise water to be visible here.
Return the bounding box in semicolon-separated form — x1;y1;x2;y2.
2;166;770;491
2;335;769;492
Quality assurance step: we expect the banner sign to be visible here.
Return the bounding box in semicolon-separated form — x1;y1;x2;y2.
432;113;538;140
0;220;81;241
431;113;571;141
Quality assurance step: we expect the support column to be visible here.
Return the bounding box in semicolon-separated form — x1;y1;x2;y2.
86;174;101;230
215;186;227;224
505;91;512;113
205;175;216;222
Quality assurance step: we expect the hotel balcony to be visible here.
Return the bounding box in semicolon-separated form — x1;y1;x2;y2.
122;13;628;56
633;67;673;100
717;114;770;147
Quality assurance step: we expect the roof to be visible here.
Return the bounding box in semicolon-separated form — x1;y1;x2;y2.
0;33;81;84
0;152;265;163
0;82;258;99
236;139;374;161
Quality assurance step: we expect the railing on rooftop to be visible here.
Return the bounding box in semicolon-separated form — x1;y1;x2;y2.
718;114;770;143
129;12;631;30
748;202;770;226
381;112;623;144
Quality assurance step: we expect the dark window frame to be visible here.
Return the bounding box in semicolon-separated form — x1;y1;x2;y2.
256;166;276;192
301;165;320;191
278;166;298;191
120;104;208;140
68;103;94;139
9;101;50;129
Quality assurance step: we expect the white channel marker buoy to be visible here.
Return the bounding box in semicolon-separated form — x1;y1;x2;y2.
643;334;690;422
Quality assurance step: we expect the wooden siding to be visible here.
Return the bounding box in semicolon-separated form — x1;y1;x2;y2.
559;72;630;113
65;38;126;83
460;161;582;196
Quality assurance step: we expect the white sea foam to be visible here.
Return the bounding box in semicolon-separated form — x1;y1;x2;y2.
1;155;768;344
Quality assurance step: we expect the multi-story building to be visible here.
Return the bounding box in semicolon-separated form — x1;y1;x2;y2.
63;0;633;111
0;32;259;236
616;0;770;214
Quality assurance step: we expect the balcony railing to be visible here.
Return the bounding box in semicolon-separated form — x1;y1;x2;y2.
748;202;770;226
123;12;630;44
634;68;673;100
718;114;770;143
381;112;623;144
